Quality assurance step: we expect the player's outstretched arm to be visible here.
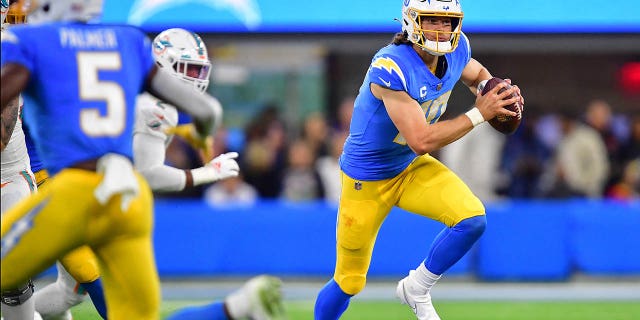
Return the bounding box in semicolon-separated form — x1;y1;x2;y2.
133;132;192;192
145;65;222;137
134;130;239;191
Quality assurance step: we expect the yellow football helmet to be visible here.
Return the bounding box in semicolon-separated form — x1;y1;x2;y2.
1;0;27;25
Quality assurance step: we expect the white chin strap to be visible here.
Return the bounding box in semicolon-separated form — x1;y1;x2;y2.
422;39;453;56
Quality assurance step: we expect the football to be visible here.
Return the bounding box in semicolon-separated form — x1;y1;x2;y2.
480;77;522;135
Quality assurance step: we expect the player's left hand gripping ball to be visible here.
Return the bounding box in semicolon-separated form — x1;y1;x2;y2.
480;77;524;135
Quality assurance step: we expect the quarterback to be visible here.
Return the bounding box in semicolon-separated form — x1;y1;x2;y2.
314;1;523;320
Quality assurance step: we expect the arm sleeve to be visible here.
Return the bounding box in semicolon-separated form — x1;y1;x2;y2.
148;67;223;136
133;132;187;192
1;28;36;73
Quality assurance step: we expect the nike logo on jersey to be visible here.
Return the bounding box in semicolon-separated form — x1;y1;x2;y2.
378;77;391;87
0;182;10;188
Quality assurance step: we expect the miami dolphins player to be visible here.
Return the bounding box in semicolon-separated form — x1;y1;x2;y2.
314;1;524;319
0;1;41;319
139;27;285;320
0;0;225;318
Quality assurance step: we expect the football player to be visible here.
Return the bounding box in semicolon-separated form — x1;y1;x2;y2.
0;3;108;320
144;28;285;320
1;1;224;319
0;2;107;319
314;1;524;320
0;1;41;319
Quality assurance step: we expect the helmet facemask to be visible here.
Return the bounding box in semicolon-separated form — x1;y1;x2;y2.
2;0;27;26
16;0;103;24
401;0;463;56
172;59;211;93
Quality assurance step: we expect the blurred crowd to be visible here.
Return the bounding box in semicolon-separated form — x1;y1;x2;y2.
442;98;639;202
160;97;639;205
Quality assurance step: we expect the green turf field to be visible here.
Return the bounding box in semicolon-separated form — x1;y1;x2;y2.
68;299;640;320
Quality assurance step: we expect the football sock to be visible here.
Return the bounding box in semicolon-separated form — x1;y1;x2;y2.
410;262;442;294
166;301;228;320
314;279;352;320
1;299;36;320
81;279;107;319
224;285;250;319
34;264;86;319
33;281;79;318
425;215;486;275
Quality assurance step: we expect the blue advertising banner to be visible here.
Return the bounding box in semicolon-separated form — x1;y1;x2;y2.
101;0;640;33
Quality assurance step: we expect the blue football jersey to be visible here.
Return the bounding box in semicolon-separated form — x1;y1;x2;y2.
1;22;155;174
340;33;471;181
22;120;44;173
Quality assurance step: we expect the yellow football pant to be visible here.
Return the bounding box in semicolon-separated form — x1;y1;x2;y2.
34;169;49;188
1;169;160;320
34;169;100;284
334;155;485;294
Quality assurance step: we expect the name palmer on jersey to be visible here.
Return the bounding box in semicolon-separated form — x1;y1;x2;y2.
3;27;118;50
59;27;118;49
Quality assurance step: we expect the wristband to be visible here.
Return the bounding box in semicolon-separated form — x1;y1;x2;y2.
191;166;217;186
465;107;485;127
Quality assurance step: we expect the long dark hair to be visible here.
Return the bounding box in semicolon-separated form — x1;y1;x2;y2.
391;32;412;46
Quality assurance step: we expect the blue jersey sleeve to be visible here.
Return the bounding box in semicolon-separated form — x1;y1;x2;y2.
368;55;408;91
459;32;471;65
138;34;155;87
1;27;36;73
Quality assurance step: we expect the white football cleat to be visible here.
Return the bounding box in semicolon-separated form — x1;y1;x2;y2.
244;275;286;320
396;273;441;320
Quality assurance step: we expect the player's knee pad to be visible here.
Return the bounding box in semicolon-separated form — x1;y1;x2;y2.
1;279;34;306
456;215;487;239
335;274;366;295
59;247;100;283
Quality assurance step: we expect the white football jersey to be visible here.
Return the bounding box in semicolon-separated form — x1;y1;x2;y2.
1;95;31;179
133;92;189;192
133;92;179;146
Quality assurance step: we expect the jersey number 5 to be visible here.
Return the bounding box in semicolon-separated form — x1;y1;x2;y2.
77;52;126;137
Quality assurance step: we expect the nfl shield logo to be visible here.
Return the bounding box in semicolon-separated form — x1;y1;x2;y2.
354;181;362;190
